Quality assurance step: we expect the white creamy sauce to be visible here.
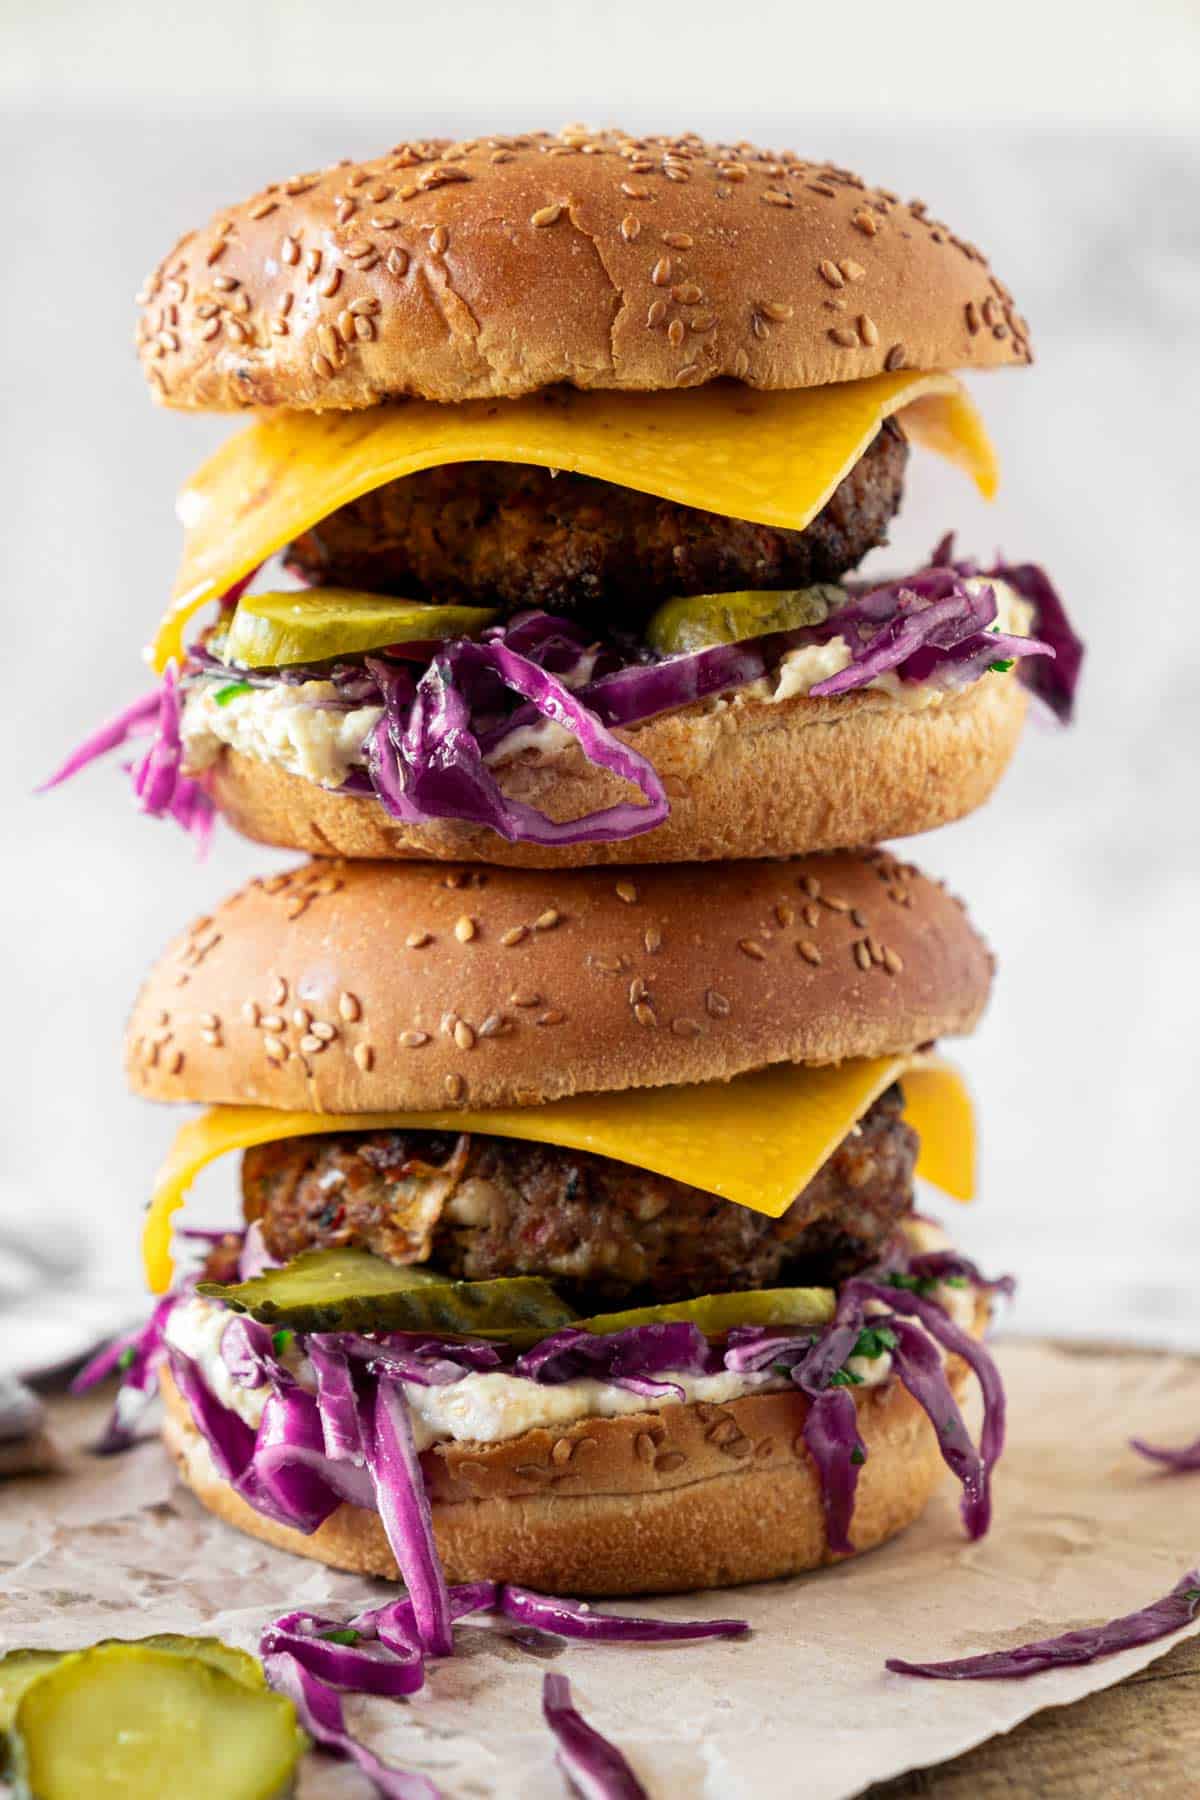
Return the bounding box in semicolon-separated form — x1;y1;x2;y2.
180;581;1032;785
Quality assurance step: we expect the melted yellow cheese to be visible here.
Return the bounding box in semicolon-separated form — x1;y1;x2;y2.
153;372;998;670
143;1056;974;1293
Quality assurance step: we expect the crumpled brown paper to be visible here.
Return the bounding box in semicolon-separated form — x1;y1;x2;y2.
2;1341;1198;1799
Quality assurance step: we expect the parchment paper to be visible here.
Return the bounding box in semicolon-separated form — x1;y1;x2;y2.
2;1342;1198;1799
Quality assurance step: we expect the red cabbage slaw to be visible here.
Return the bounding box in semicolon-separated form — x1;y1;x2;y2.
78;1241;1009;1606
887;1568;1200;1680
543;1672;648;1799
1130;1433;1200;1471
41;546;1078;849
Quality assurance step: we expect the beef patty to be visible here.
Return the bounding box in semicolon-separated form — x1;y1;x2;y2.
284;420;907;633
242;1086;916;1308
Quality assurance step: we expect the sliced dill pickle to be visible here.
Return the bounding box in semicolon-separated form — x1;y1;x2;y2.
8;1643;305;1800
222;588;497;668
0;1638;264;1773
645;585;841;656
200;1246;579;1335
575;1286;837;1338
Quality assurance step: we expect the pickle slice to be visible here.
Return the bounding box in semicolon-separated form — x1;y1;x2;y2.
575;1286;836;1339
200;1246;579;1335
645;585;842;656
8;1643;305;1800
0;1651;60;1757
222;588;497;668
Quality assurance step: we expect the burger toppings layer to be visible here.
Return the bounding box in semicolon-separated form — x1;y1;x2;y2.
44;370;1082;851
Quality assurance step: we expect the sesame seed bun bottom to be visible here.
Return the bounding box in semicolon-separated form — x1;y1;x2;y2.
159;1337;980;1595
203;675;1029;869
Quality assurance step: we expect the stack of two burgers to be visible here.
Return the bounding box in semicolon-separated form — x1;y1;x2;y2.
69;129;1083;1625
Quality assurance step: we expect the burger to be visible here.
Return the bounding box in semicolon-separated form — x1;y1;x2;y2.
46;128;1080;864
113;850;1010;1603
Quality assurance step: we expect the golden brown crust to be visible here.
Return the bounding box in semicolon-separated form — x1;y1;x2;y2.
136;128;1030;412
206;675;1028;869
161;1360;971;1594
125;849;992;1112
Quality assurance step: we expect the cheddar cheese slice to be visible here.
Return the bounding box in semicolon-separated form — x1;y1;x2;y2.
143;1055;974;1293
153;371;998;670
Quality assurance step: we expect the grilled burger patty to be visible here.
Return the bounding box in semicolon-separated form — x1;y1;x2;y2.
242;1086;916;1308
283;421;908;631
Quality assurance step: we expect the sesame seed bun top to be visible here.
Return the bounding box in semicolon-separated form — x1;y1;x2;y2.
125;850;993;1114
136;126;1031;412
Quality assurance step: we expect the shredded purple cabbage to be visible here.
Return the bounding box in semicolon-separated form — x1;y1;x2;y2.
542;1673;647;1800
39;661;214;853
362;1378;453;1657
45;543;1078;848
501;1586;748;1643
1130;1435;1200;1472
263;1648;440;1799
888;1568;1200;1680
70;1293;178;1453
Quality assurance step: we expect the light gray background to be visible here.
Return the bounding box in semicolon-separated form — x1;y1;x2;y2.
2;0;1198;1355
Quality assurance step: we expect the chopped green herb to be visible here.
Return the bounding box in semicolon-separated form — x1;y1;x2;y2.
943;1275;968;1289
1184;1589;1200;1606
829;1368;863;1388
885;1272;937;1296
989;658;1015;675
850;1446;866;1466
213;681;254;706
318;1628;361;1646
117;1347;136;1372
853;1326;898;1361
271;1329;295;1357
773;1362;796;1377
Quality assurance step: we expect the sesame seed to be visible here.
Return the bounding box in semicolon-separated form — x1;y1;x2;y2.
852;210;879;236
673;282;702;304
531;202;563;227
263;1036;286;1063
689;313;716;333
454;1021;476;1051
304;247;323;277
260;1015;284;1033
854;940;872;971
320;266;342;298
668;319;685;347
762;189;794;208
650;258;672;287
882;947;904;975
339;991;361;1022
829;326;858;348
634;1002;657;1028
311;353;334;379
615;881;638;904
759;299;793;321
629;976;649;1005
646;299;668;327
884;343;907;371
386;248;409;277
671;1017;702;1037
299;1033;325;1055
444;1073;465;1101
704;989;731;1018
662;231;693;248
271;976;288;1005
500;925;528;947
167;1050;184;1075
797;941;822;966
242;1001;260;1027
455;915;477;943
534;908;561;931
858;314;879;346
850;908;868;928
775;902;795;927
620;214;641;242
353;1043;375;1072
510;991;541;1008
406;931;432;948
399;1030;429;1048
643;927;662;954
429;225;449;255
478;1014;508;1038
620;182;648;199
310;1021;336;1042
839;259;866;281
292;1008;310;1030
738;938;767;961
536;1010;566;1027
201;1029;221;1048
821;894;851;913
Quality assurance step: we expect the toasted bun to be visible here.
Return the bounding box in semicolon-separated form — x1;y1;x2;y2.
125;848;991;1113
161;1356;972;1594
137;127;1030;412
205;675;1028;870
